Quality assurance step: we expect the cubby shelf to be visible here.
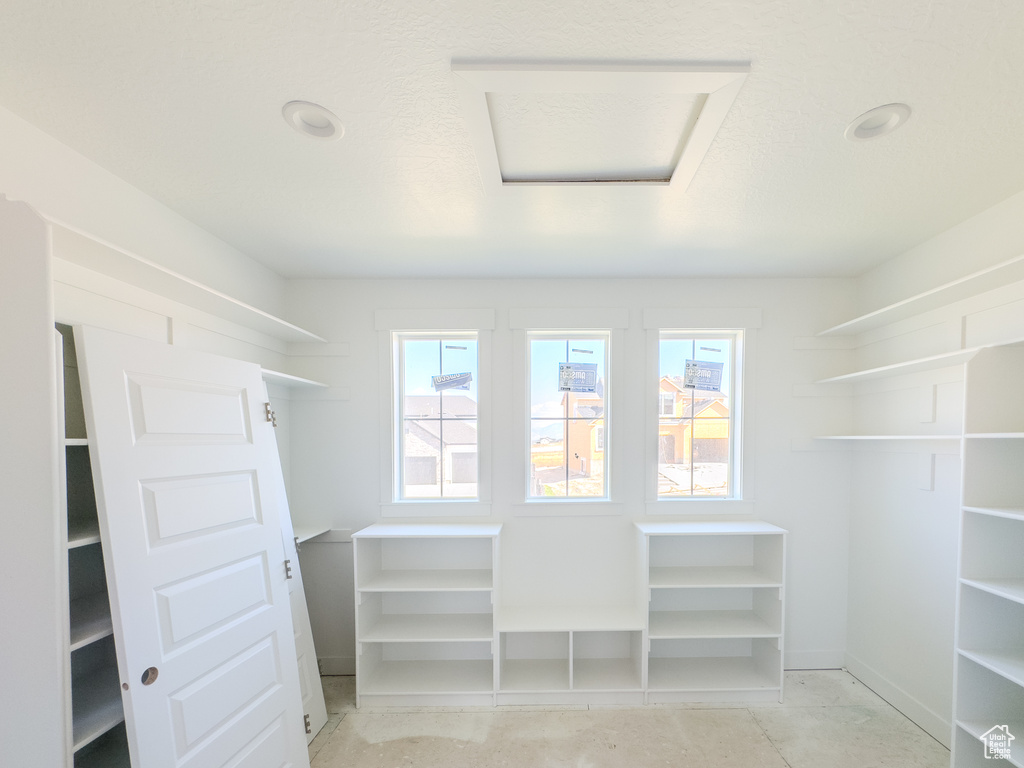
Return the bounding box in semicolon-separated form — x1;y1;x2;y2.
960;577;1024;606
816;347;980;385
958;649;1024;689
359;569;493;592
647;656;779;692
359;659;495;695
69;593;114;651
71;665;124;751
649;610;781;639
955;720;1024;767
360;613;493;643
649;566;781;589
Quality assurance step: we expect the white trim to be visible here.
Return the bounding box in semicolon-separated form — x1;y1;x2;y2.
509;307;629;330
643;307;762;329
451;62;749;190
374;308;496;331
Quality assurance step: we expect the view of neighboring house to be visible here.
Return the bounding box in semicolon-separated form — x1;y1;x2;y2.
530;390;606;495
658;376;730;465
403;394;478;489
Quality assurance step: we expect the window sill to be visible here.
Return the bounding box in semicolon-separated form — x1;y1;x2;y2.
380;501;492;518
513;501;625;517
645;499;753;516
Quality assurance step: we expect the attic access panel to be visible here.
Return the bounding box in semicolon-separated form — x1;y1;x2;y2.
453;63;749;189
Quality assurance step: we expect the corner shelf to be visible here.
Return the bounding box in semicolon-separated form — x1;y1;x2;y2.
818;253;1024;337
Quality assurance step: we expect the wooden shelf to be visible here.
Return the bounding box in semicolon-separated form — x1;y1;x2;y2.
816;347;981;385
359;568;492;592
649;610;780;639
500;659;570;692
261;369;328;388
360;612;493;642
649;566;781;589
818;254;1024;337
647;656;778;692
958;648;1024;689
816;434;961;441
573;658;641;691
361;659;493;695
71;664;124;751
498;606;645;633
69;593;113;651
963;506;1024;522
961;577;1024;606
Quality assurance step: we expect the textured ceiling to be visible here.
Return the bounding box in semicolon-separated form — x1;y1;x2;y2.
0;0;1023;279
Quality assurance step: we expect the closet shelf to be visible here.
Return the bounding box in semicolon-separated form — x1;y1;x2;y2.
498;606;645;633
67;520;102;549
815;434;961;441
65;438;90;447
260;369;328;388
960;577;1024;606
648;610;780;639
649;565;781;589
359;568;492;592
956;719;1024;767
69;593;114;651
964;432;1024;439
500;659;570;692
958;648;1024;689
647;656;779;692
816;347;981;385
360;613;493;642
573;658;642;691
360;659;493;695
817;253;1024;337
71;665;124;751
962;506;1024;522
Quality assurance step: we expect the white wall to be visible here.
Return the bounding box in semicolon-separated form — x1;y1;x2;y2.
284;276;856;674
843;187;1024;747
0;198;66;766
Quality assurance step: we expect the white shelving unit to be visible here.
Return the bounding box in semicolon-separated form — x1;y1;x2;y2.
638;521;786;704
352;523;502;706
57;324;130;766
351;521;786;707
953;343;1024;767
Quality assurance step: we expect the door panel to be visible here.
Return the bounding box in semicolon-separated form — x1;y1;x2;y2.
76;326;308;768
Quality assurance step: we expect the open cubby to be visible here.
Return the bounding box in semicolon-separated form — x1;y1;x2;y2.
66;446;99;547
963;439;1024;509
647;637;782;703
357;590;493;642
572;630;642;691
648;587;782;639
499;632;570;692
954;656;1023;766
960;510;1024;604
958;585;1024;687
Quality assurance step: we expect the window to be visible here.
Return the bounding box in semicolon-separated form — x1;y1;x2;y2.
528;333;608;498
395;333;478;499
658;332;739;498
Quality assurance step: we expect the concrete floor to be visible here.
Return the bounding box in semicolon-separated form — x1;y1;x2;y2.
308;671;950;767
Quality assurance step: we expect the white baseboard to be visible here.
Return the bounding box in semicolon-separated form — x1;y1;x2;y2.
845;652;951;748
318;655;355;676
784;649;845;670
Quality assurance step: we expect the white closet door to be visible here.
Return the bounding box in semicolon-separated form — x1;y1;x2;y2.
76;326;309;768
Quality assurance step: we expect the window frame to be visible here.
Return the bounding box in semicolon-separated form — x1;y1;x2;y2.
656;330;741;500
375;309;494;518
526;330;611;501
644;307;759;515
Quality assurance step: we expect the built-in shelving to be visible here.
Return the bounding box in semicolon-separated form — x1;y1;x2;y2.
815;434;961;441
638;521;786;704
816;347;980;386
58;324;130;765
818;253;1024;337
261;368;329;388
953;345;1024;767
352;523;501;706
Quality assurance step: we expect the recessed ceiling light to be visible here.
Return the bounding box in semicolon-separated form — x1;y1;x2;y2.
844;103;911;142
282;100;344;141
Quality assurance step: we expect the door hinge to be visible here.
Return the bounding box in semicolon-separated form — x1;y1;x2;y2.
285;559;293;580
304;713;312;734
264;402;277;427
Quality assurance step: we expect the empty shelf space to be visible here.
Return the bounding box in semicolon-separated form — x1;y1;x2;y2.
956;720;1024;767
963;506;1024;523
961;577;1024;605
816;348;980;385
500;659;570;692
74;723;130;768
360;612;493;642
966;432;1024;439
815;434;961;441
573;658;641;691
360;659;493;695
649;566;781;588
65;438;90;447
649;610;780;639
359;569;493;592
498;606;645;632
71;664;124;751
69;593;113;651
647;656;778;692
958;649;1024;688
